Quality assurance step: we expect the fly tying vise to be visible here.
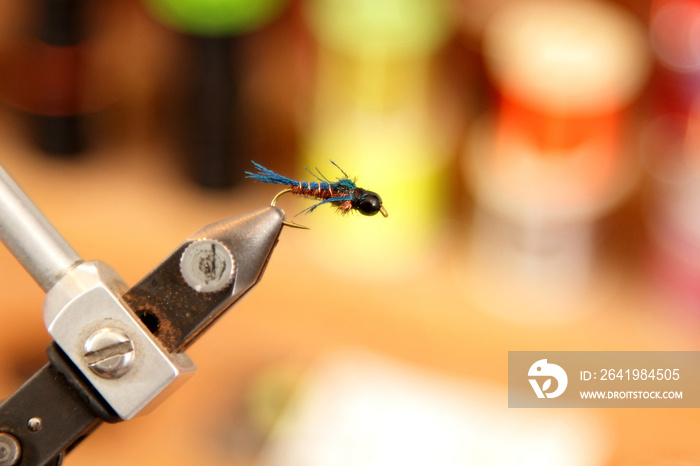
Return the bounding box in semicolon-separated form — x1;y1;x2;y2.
246;161;388;229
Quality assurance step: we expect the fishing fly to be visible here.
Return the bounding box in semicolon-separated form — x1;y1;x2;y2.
246;161;388;224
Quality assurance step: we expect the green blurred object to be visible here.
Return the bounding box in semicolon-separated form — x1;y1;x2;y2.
300;0;456;277
306;0;453;58
145;0;287;36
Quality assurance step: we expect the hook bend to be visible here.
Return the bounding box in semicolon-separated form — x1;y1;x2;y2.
271;189;309;230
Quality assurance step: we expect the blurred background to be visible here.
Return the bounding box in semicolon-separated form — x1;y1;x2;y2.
0;0;699;464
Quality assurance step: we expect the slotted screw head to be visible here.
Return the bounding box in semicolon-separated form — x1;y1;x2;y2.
84;328;134;378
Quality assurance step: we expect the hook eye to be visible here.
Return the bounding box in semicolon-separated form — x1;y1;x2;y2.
270;189;309;230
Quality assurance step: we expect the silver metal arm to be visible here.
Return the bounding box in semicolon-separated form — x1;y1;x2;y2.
0;165;82;291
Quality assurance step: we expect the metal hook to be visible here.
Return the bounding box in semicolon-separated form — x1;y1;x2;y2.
271;189;309;230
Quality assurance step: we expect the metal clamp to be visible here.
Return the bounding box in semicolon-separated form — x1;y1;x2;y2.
43;261;195;420
0;163;285;462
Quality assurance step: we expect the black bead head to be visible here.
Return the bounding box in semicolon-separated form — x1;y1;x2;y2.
352;188;384;216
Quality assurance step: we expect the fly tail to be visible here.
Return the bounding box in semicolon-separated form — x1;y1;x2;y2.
245;161;298;186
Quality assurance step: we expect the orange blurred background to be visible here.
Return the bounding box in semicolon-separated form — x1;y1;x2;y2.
1;0;700;464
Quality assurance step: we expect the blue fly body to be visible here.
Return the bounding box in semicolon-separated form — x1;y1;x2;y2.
246;161;387;217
